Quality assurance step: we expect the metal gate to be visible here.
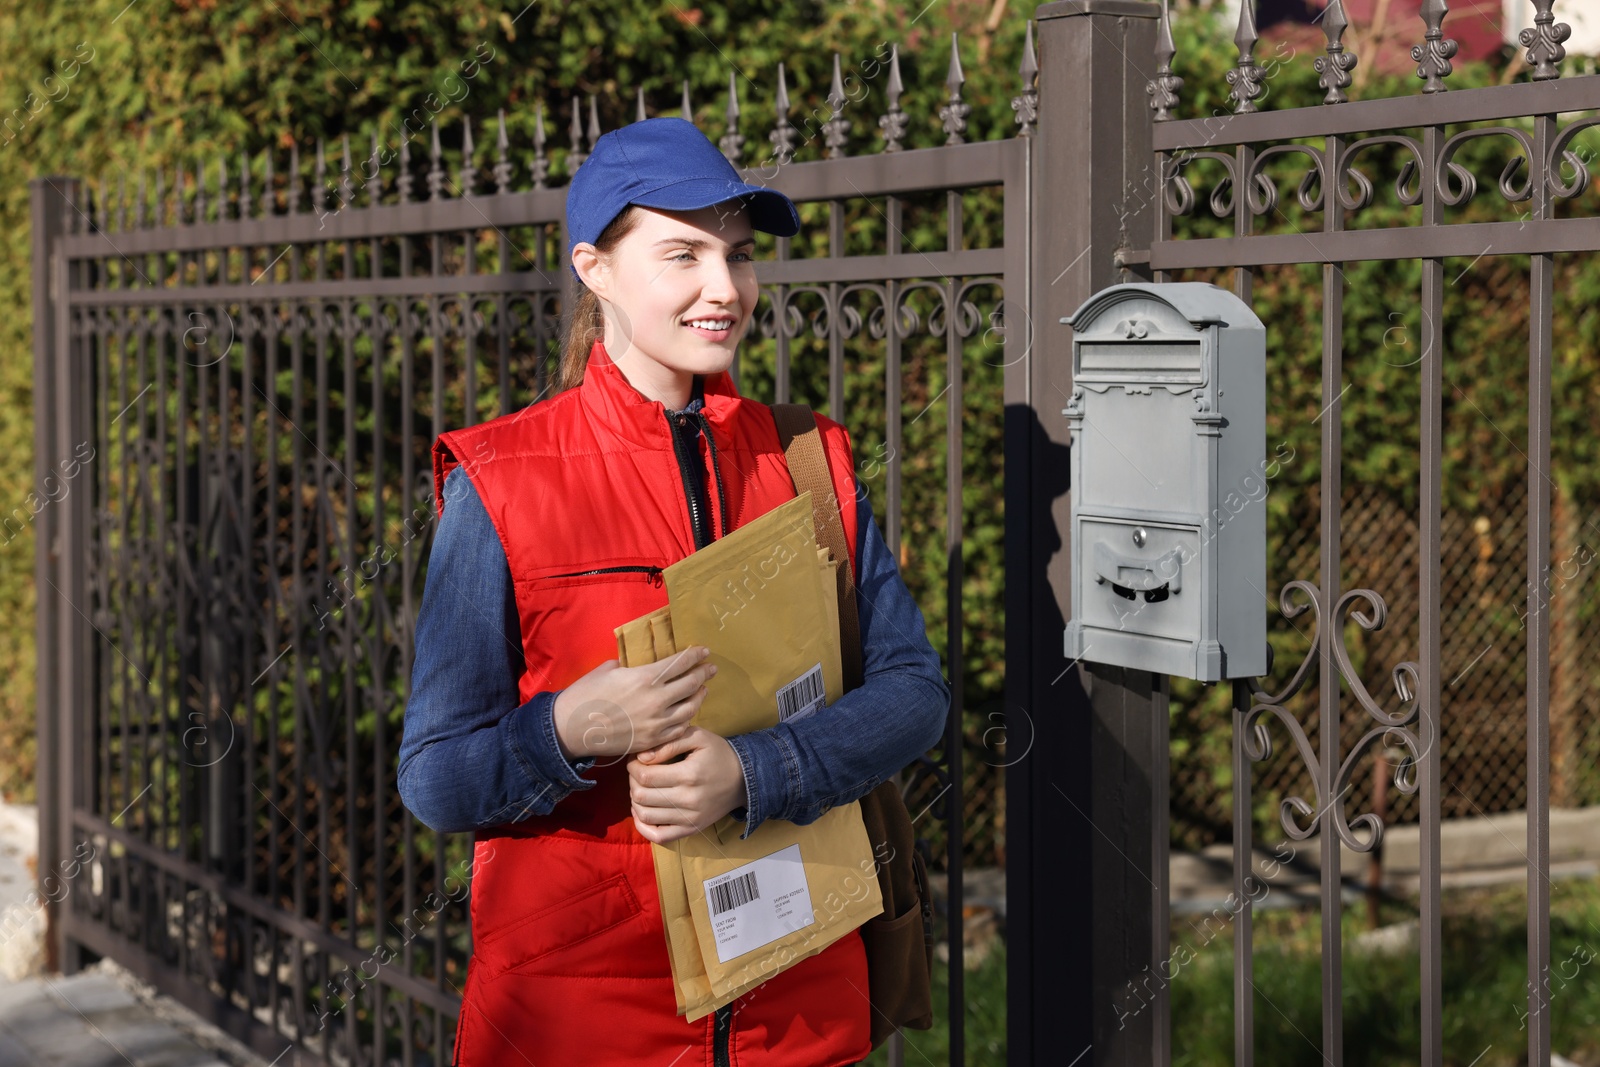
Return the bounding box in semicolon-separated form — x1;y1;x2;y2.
31;1;1600;1065
1124;1;1596;1065
29;18;1037;1067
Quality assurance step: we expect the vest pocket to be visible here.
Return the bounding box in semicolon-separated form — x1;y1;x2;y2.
480;873;643;973
526;561;666;591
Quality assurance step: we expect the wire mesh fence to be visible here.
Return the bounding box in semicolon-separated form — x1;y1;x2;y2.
1171;478;1600;851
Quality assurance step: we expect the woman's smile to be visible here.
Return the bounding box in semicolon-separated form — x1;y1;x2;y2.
684;314;737;341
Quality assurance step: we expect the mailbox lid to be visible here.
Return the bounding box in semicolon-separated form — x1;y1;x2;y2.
1073;386;1205;517
1063;281;1262;335
1076;517;1201;642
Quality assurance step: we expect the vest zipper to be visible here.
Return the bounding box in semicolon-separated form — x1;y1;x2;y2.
666;411;714;550
534;564;663;584
713;1002;732;1067
697;411;728;540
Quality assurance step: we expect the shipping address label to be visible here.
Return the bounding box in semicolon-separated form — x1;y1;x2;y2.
702;842;816;964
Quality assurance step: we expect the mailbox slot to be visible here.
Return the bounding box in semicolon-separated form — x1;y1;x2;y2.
1093;542;1183;596
1079;518;1199;643
1076;340;1204;382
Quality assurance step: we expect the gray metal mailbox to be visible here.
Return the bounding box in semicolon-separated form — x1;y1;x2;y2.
1060;282;1268;682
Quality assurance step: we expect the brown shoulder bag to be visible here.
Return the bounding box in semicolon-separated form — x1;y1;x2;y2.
771;403;936;1050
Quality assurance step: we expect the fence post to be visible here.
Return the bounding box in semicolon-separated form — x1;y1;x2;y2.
1548;488;1579;808
1009;3;1162;1066
29;175;80;975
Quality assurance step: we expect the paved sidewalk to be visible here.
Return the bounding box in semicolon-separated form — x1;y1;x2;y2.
0;959;272;1067
0;802;271;1067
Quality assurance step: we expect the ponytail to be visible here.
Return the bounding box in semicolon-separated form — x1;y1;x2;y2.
557;286;605;393
555;205;644;393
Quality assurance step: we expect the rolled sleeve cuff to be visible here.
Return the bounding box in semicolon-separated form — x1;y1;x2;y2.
723;730;797;840
511;689;598;795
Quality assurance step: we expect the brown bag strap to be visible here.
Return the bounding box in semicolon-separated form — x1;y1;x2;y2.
771;404;864;692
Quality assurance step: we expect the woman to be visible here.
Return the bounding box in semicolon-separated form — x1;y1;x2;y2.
398;117;949;1067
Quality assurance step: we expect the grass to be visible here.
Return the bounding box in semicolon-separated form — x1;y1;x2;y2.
854;875;1600;1066
859;939;1008;1067
1170;876;1600;1067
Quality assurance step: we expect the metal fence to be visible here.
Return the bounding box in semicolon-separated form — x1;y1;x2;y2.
1173;480;1600;850
1142;1;1600;1066
31;1;1600;1066
29;17;1036;1067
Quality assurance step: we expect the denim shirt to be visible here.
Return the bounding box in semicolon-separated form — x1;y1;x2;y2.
398;403;951;841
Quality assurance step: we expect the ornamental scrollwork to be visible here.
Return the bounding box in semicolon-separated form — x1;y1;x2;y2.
1548;116;1600;200
753;278;1004;348
1245;144;1327;216
1435;126;1535;206
1163;124;1574;228
1241;579;1423;853
1162;151;1239;219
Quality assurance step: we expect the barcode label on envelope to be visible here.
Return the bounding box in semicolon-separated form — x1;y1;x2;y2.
776;663;825;722
709;871;760;916
704;843;815;963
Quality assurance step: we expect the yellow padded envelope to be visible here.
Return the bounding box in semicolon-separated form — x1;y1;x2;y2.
613;493;883;1019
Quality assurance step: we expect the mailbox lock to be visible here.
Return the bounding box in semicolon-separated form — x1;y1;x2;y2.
1131;527;1147;547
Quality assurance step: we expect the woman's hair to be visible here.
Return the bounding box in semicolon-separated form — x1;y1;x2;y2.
556;205;644;393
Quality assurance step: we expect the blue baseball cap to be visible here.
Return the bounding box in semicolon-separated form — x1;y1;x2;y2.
565;117;800;275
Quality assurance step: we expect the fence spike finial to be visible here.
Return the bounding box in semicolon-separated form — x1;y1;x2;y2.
1149;0;1183;121
824;53;850;159
495;108;514;194
208;160;225;225
532;99;550;188
1412;0;1458;93
460;116;478;197
427;120;445;200
263;149;275;217
769;62;797;165
636;85;648;123
940;33;970;145
682;79;693;123
1226;1;1266;113
719;70;744;164
568;94;587;172
312;138;326;216
367;131;382;205
116;172;128;232
339;133;355;210
1013;19;1040;136
289;142;301;215
1315;0;1358;104
1521;0;1570;81
154;169;166;228
398;128;414;203
216;156;228;221
879;43;907;152
587;94;602;148
239;149;253;218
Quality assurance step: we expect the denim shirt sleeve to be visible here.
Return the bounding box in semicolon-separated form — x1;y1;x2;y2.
722;478;951;840
397;464;597;834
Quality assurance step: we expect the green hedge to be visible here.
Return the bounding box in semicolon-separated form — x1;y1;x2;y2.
4;3;1597;863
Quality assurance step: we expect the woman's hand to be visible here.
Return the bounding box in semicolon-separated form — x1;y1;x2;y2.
626;726;749;844
552;646;716;762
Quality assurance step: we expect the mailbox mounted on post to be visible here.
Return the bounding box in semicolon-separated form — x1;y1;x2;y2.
1061;282;1267;682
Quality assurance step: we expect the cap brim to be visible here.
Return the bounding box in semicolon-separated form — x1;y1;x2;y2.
627;177;801;238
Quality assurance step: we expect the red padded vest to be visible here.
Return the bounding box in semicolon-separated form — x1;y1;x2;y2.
431;341;871;1066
